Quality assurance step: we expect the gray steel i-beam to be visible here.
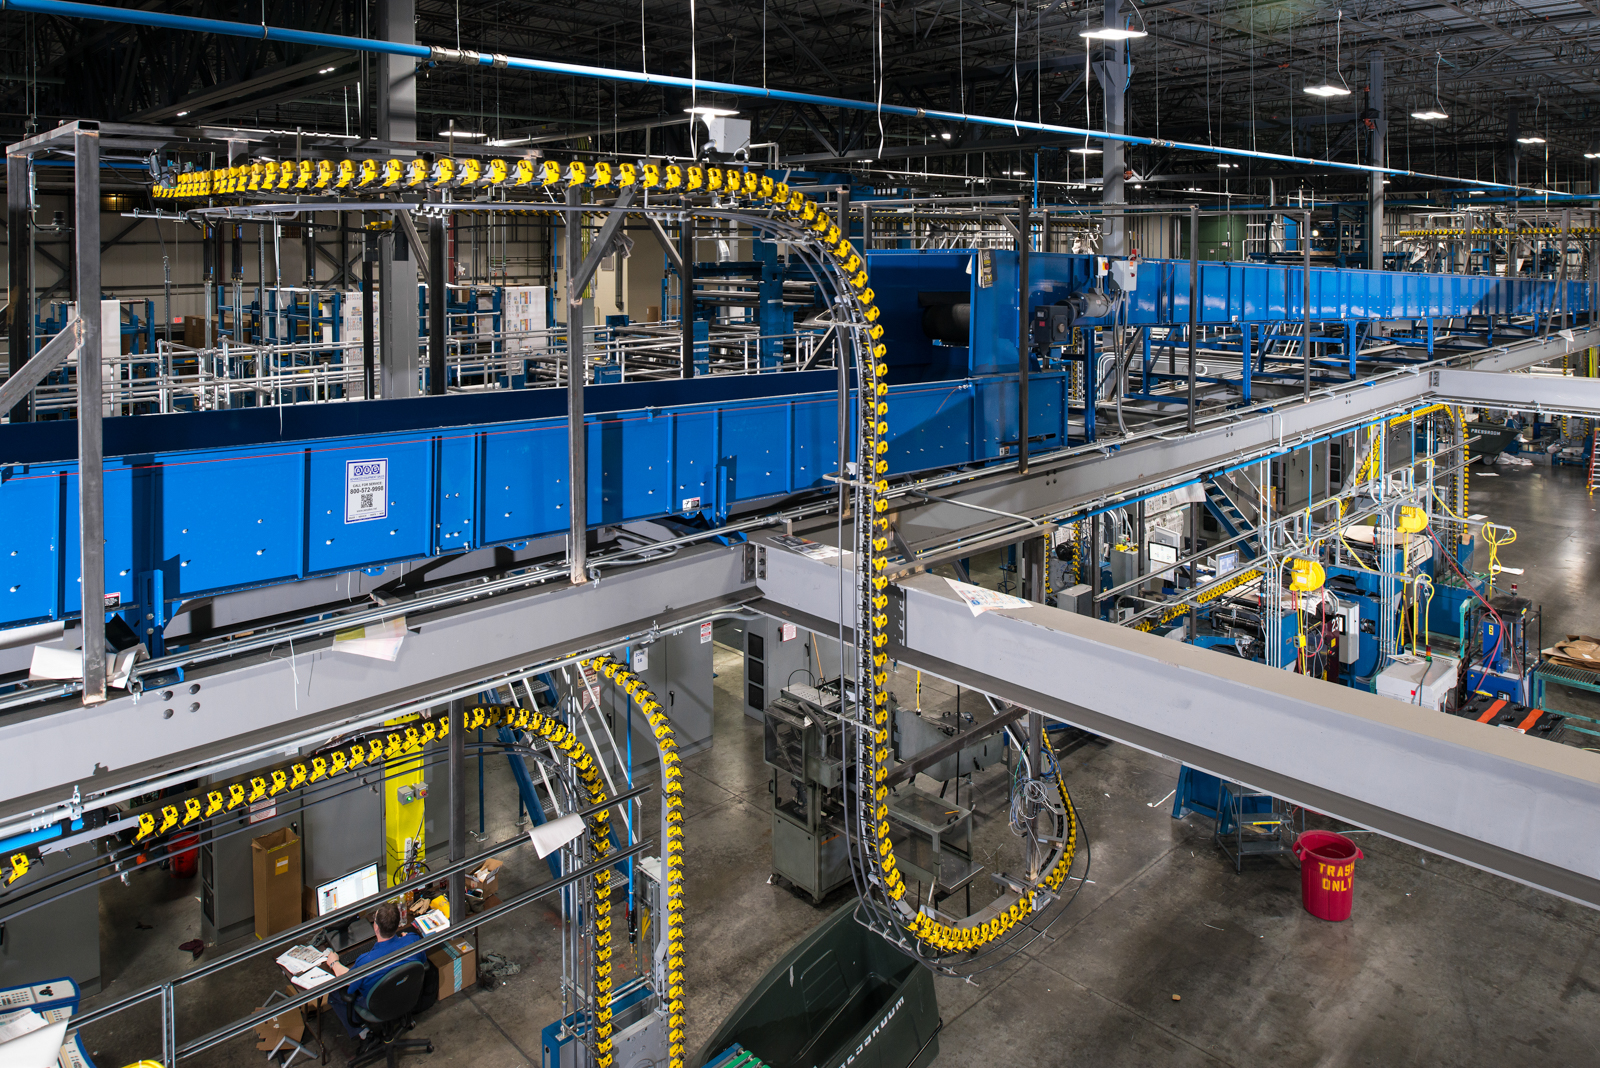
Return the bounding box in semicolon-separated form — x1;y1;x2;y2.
753;543;1600;911
74;125;106;705
0;544;753;822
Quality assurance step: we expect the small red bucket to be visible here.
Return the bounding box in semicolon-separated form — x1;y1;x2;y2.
1293;831;1363;922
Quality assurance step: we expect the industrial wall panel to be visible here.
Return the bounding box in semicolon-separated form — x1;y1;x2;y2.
671;409;718;515
0;466;60;622
434;429;479;553
889;381;977;470
481;422;567;545
720;399;791;503
146;447;303;598
306;437;433;573
594;410;673;525
789;392;841;488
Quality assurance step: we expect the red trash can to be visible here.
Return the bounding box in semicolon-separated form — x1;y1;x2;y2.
168;833;200;879
1293;831;1363;921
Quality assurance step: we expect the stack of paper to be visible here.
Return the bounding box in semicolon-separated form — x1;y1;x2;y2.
290;967;336;992
412;909;450;935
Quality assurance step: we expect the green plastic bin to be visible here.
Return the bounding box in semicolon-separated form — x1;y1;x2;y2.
696;901;940;1068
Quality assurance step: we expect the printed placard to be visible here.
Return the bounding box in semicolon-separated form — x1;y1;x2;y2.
346;459;388;523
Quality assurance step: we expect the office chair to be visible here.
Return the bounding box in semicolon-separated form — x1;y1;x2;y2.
345;959;433;1068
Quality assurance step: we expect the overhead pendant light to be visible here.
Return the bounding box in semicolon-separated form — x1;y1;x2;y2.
1410;53;1448;121
1304;9;1352;97
1070;146;1103;155
1080;6;1149;41
684;105;740;117
1585;152;1600;160
1517;136;1546;145
1080;25;1147;40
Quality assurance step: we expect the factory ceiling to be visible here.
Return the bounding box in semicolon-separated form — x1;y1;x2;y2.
1;0;1597;199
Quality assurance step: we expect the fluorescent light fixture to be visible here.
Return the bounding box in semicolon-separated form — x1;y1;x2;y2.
319;66;337;74
1217;162;1236;169
1133;183;1143;189
1004;170;1029;176
1586;152;1600;160
1070;147;1102;155
939;132;953;140
1079;26;1148;40
1467;189;1486;195
1304;83;1351;98
175;111;189;118
684;106;740;117
440;129;487;139
488;137;533;148
1517;136;1546;144
1410;109;1448;121
528;813;586;859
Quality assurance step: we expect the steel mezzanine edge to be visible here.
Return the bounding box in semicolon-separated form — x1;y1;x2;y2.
760;546;1600;911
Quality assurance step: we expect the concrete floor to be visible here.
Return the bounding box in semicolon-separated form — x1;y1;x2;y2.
69;459;1600;1067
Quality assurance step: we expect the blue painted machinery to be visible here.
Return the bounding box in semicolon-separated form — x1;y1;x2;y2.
0;250;1586;647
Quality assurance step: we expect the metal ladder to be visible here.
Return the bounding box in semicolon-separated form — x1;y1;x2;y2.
1202;472;1261;558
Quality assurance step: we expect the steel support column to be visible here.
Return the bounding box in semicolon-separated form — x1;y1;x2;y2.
1187;204;1198;431
1367;55;1385;273
679;216;694;379
566;187;588;583
447;696;465;923
75;126;105;704
1018;196;1031;473
376;0;419;399
7;152;30;421
428;212;446;394
1098;0;1126;258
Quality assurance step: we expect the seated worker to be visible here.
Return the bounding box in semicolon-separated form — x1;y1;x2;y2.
322;900;426;1040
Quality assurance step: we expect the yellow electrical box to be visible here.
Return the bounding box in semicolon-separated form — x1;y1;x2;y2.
1396;505;1428;533
1287;558;1326;592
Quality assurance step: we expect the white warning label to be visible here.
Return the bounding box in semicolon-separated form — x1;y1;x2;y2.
345;458;388;523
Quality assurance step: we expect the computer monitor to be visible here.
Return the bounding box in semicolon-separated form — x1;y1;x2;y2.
314;863;381;917
1148;543;1178;567
1214;550;1241;576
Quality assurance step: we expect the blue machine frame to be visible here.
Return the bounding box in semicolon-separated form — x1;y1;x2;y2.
0;251;1584;642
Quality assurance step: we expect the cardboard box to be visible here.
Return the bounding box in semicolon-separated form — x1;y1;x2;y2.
428;938;476;999
466;858;503;898
253;997;305;1051
251;828;303;940
180;315;214;348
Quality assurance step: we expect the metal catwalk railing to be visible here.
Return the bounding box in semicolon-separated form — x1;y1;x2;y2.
13;323;840;415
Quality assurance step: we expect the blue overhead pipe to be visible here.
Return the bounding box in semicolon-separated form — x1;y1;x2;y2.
0;0;1550;195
